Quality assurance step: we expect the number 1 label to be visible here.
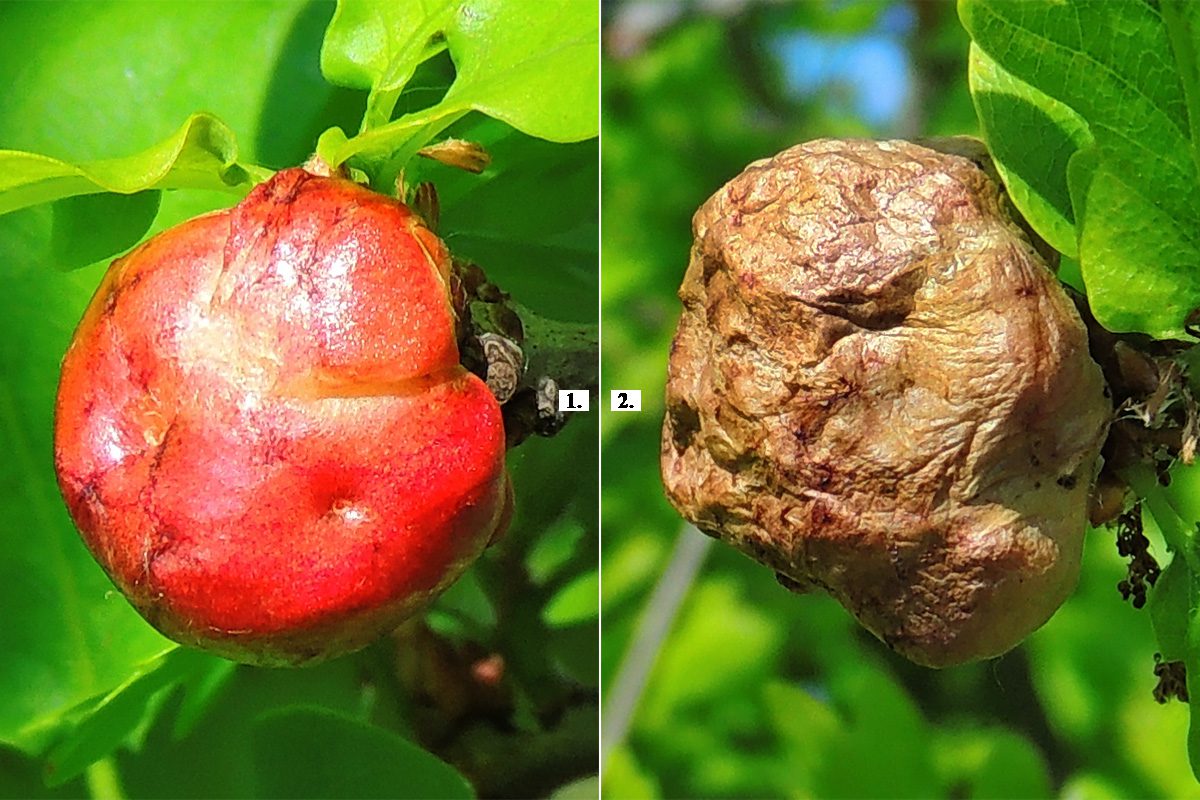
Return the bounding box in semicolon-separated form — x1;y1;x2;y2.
557;389;590;412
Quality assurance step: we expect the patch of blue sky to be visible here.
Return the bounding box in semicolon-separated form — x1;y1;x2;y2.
774;3;915;129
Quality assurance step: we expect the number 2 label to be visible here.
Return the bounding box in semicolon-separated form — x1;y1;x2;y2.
610;389;641;411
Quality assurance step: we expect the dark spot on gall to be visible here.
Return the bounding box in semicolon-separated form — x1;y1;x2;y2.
668;400;701;452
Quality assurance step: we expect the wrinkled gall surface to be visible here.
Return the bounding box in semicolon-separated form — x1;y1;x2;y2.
55;169;509;666
662;139;1110;668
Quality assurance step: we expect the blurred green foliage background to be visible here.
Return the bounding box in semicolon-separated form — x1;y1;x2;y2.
599;1;1197;797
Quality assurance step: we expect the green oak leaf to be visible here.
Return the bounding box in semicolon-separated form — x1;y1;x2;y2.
960;0;1200;338
931;728;1052;799
251;707;473;799
543;570;599;628
967;44;1090;259
0;113;270;216
42;649;226;787
318;0;597;173
320;0;450;91
1150;556;1190;662
0;113;271;271
440;0;597;143
0;250;177;753
49;192;162;271
1123;464;1200;780
427;118;598;319
320;0;454;132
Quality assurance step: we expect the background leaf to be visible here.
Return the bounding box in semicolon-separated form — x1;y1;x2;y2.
42;650;225;787
1150;555;1190;662
49;192;162;271
960;0;1200;338
320;0;454;130
543;571;600;628
0;747;85;800
318;0;598;172
440;0;598;143
932;728;1052;799
117;657;410;798
966;44;1090;259
251;707;473;800
0;0;359;759
427;118;598;319
0;113;269;218
321;0;451;92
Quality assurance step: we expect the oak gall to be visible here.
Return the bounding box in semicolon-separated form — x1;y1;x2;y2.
661;139;1110;667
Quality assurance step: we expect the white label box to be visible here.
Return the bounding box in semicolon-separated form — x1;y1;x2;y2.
610;389;642;411
558;389;590;412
